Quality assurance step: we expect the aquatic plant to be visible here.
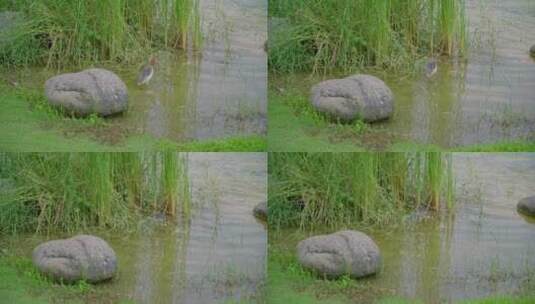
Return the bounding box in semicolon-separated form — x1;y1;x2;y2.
269;0;467;74
268;153;454;230
0;0;201;68
0;152;190;234
160;150;190;218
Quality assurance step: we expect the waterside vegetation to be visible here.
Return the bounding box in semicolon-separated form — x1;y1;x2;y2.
0;152;190;234
0;82;266;152
0;0;201;68
269;0;467;74
268;152;454;230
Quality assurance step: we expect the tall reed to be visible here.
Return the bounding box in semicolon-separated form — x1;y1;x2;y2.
159;151;190;218
0;152;190;235
269;0;467;74
268;152;454;230
0;0;201;68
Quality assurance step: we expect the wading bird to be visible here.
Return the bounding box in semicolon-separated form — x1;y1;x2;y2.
425;58;438;78
137;56;157;86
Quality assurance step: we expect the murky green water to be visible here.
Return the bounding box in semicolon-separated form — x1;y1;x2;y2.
367;153;535;303
122;0;267;141
385;0;535;147
2;153;267;304
5;0;266;143
276;0;535;148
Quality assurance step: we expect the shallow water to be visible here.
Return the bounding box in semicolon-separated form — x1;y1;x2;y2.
2;153;267;303
382;0;535;147
122;0;267;141
277;0;535;148
367;153;535;303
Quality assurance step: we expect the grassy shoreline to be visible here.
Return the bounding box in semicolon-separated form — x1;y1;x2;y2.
269;0;466;74
0;0;200;68
268;91;535;152
268;152;453;230
0;152;191;234
268;229;535;304
0;238;134;304
268;256;535;304
0;84;266;152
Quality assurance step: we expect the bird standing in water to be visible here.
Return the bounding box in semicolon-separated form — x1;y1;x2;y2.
137;56;157;86
425;58;438;78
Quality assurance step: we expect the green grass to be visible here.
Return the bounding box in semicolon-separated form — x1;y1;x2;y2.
0;256;49;304
269;0;466;74
452;141;535;152
0;84;266;152
0;0;200;68
375;297;535;304
268;93;367;152
268;241;356;304
0;254;134;304
460;298;535;304
172;135;267;152
268;152;454;230
0;152;190;234
268;263;347;304
268;91;535;152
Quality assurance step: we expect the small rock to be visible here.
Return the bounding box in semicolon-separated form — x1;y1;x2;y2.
253;201;267;220
44;68;128;117
518;196;535;217
310;74;394;123
32;235;117;283
297;230;381;279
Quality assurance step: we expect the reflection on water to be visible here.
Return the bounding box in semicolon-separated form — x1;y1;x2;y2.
183;153;267;303
369;153;535;303
383;0;535;147
123;0;267;141
1;153;267;304
193;0;267;139
112;153;267;304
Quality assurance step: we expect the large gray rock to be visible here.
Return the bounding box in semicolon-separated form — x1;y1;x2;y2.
32;235;117;283
311;74;394;123
297;230;381;279
44;68;128;117
518;196;535;217
253;201;267;220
